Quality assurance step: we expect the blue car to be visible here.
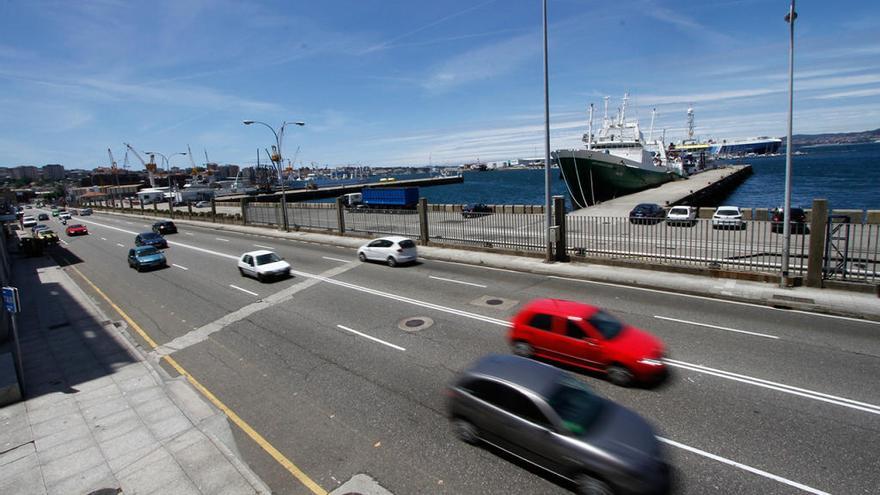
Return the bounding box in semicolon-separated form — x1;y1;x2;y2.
127;246;167;271
135;232;168;249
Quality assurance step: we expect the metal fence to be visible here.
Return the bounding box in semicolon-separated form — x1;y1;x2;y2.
426;209;546;252
343;208;421;238
824;217;879;283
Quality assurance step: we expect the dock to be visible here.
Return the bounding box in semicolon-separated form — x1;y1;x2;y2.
569;165;753;217
216;175;464;203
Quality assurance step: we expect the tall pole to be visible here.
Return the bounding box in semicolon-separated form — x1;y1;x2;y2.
543;0;552;263
781;0;797;287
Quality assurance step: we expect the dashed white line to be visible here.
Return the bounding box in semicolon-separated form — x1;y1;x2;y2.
229;284;258;296
322;256;351;263
172;264;189;271
658;437;830;495
185;232;194;236
336;325;405;351
100;237;107;241
253;244;274;249
654;315;779;339
116;243;125;247
429;275;487;288
215;237;230;242
60;239;69;245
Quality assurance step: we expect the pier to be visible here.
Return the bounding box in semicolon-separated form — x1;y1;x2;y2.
216;174;463;203
569;165;753;217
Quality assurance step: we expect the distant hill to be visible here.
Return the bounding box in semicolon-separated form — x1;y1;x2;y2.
782;128;880;146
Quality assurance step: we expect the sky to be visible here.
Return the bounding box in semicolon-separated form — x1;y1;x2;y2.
0;0;878;170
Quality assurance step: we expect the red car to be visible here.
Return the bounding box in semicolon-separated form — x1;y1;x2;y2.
508;299;666;386
65;224;89;236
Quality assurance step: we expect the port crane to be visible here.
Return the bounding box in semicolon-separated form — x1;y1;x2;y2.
125;143;158;188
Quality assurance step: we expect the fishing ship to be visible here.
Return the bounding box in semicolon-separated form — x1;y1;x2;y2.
553;94;683;209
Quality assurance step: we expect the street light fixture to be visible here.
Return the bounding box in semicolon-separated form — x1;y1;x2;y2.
781;0;797;287
242;120;306;231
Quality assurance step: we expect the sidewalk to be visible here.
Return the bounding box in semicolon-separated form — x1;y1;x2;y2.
0;252;270;494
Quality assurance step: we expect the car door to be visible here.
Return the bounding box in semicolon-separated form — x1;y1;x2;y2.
558;318;605;371
128;249;136;267
523;312;562;361
135;235;143;246
499;389;568;473
365;240;384;260
241;255;255;275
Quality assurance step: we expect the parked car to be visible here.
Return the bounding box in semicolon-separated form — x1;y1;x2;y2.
712;206;745;229
35;229;59;244
665;206;697;227
152;220;178;235
448;354;670;495
628;203;666;225
65;224;89;236
22;216;37;228
194;201;209;208
462;203;493;218
128;246;167;271
508;299;666;387
237;250;291;281
135;232;168;249
357;236;418;267
37;213;49;221
771;207;809;234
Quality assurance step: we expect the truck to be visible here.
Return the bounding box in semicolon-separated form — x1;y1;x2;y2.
359;187;420;210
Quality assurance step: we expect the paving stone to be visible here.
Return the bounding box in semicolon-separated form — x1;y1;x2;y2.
148;414;192;442
0;402;32;452
171;434;253;495
81;397;131;426
0;447;46;495
30;410;87;440
41;444;105;487
126;386;165;406
92;408;142;443
33;420;91;452
47;462;117;495
118;449;193;495
100;427;159;472
37;432;95;464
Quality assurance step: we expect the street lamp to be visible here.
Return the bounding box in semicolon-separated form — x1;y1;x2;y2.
781;0;797;287
146;151;187;217
542;0;553;262
242;120;306;231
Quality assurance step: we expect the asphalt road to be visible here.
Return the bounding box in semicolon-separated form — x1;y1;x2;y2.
46;210;880;495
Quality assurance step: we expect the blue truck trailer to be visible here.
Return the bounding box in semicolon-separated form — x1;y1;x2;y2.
359;187;420;210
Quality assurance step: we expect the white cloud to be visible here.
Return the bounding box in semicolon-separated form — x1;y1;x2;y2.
812;87;880;99
422;33;540;91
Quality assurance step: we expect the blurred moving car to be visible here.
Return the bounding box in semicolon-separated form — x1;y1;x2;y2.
37;213;50;221
770;207;809;234
357;236;418;267
711;206;745;230
65;224;89;236
59;212;72;221
508;299;666;387
237;250;291;281
22;216;37;228
135;232;168;249
665;206;697;227
628;203;666;225
462;203;493;218
80;208;93;216
152;220;178;235
448;354;670;495
194;201;210;208
127;246;167;271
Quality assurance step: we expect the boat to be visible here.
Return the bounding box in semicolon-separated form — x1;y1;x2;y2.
553;94;682;209
709;136;782;157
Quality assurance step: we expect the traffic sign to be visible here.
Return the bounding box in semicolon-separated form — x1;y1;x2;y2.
2;286;20;313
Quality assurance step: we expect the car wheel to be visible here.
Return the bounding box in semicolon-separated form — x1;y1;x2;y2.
607;364;635;387
135;265;142;272
386;256;397;267
574;473;613;495
256;272;265;282
358;252;367;262
452;418;479;445
512;341;534;358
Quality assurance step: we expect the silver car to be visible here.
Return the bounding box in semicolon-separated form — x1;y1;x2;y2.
448;355;670;495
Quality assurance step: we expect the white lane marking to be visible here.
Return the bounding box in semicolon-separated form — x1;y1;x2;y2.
336;325;405;351
229;285;258;296
432;259;520;273
185;232;194;236
125;221;133;225
116;243;125;247
665;358;880;415
429;275;487;288
658;437;830;495
548;275;880;325
322;256;351;263
215;237;230;242
60;239;69;245
172;264;189;271
101;237;107;241
654;315;779;339
253;244;274;249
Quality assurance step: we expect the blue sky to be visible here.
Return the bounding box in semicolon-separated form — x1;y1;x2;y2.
1;0;878;170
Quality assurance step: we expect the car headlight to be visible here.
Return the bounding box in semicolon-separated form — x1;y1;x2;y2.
638;358;664;366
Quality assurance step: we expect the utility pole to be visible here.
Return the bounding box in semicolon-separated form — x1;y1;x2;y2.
781;0;797;287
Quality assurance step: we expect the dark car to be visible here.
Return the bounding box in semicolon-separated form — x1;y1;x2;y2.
152;220;178;235
128;246;167;271
37;213;49;221
628;203;666;225
135;232;168;249
462;203;493;218
448;355;670;495
770;207;809;234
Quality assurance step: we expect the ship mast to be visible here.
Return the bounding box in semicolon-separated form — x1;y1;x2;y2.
587;103;594;150
619;93;629;126
686;106;695;141
602;96;610;127
649;108;656;143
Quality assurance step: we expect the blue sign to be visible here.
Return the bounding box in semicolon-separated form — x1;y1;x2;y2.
2;286;19;313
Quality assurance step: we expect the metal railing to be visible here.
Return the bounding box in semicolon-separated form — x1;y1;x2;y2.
427;209;546;252
343;208;420;238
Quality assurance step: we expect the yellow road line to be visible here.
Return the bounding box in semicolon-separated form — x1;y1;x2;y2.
68;264;327;495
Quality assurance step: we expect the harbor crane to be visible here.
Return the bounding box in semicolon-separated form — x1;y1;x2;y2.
125;143;158;188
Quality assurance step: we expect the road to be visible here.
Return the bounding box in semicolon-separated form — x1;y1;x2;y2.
46;210;880;494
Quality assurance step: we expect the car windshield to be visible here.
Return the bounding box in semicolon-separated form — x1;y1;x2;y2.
717;209;739;216
255;253;281;265
398;240;416;249
143;233;160;239
587;310;624;339
139;247;159;256
670;208;689;215
547;377;604;436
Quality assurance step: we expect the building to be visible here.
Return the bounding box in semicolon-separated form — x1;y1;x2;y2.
216;164;240;180
42;164;65;181
11;166;39;181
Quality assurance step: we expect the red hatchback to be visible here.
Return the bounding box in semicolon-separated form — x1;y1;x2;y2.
508;299;666;386
65;224;89;236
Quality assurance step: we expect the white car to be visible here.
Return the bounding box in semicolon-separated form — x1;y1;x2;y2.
194;201;210;208
59;212;72;221
237;250;291;281
712;206;745;229
22;216;37;228
357;236;418;267
665;206;697;226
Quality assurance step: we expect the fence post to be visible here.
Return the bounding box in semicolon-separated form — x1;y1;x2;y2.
153;202;158;215
335;197;346;235
805;198;829;288
553;195;569;262
187;202;193;219
168;196;175;219
140;201;145;214
418;197;429;245
240;198;248;225
211;198;216;223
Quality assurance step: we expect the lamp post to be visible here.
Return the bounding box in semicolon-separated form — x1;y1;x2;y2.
781;0;797;287
146;151;187;217
242;120;306;231
542;0;553;262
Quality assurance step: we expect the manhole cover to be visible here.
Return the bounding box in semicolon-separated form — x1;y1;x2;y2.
470;296;519;310
398;317;433;332
486;299;503;306
88;489;122;495
405;319;424;327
